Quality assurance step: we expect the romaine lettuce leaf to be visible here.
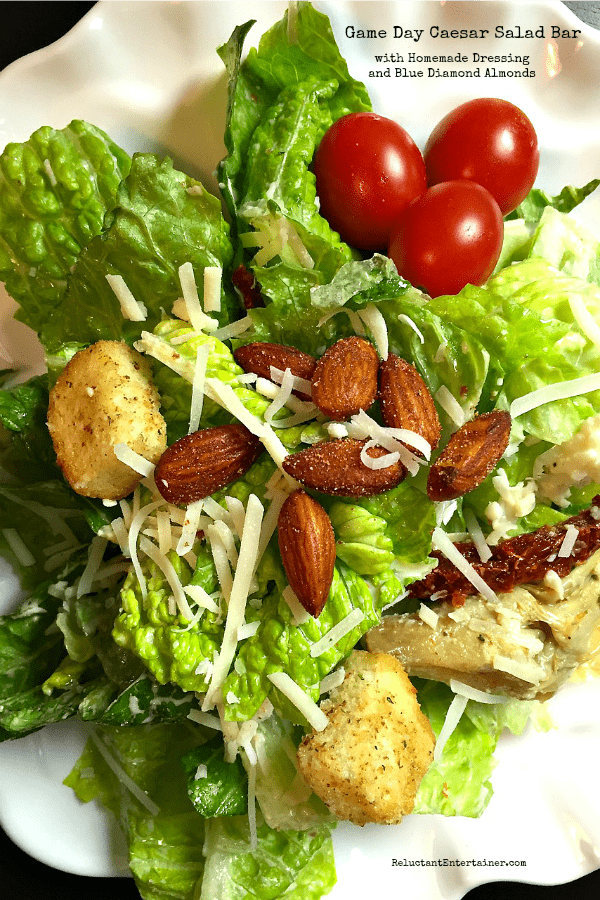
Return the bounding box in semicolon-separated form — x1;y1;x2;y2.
413;679;550;817
507;177;600;227
217;1;370;231
223;560;383;724
248;712;333;831
41;153;236;357
201;814;336;900
64;722;208;900
0;481;99;590
429;251;600;444
113;546;224;694
0;584;65;704
0;375;58;482
181;735;248;818
0;120;130;331
65;721;336;900
498;178;600;269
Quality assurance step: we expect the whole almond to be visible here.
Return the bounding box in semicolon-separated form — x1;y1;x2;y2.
233;342;316;400
311;336;379;419
278;489;336;617
427;410;511;501
155;424;263;505
282;438;407;497
379;354;441;454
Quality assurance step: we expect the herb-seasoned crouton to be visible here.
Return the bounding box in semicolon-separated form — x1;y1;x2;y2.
296;651;435;825
47;340;166;500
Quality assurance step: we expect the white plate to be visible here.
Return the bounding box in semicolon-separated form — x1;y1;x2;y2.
1;2;600;897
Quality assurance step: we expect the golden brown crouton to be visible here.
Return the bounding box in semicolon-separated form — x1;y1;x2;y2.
47;340;167;500
297;651;435;825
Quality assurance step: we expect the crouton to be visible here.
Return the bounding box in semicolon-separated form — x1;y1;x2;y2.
296;651;435;825
47;340;167;500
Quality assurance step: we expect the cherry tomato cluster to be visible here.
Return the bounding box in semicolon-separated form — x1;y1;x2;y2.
313;99;539;297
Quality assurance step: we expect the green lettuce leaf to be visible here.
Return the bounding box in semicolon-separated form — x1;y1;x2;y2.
41;153;236;357
247;712;334;831
0;481;99;590
0;375;58;482
201;815;336;900
181;735;248;818
0;120;130;331
218;1;370;230
64;722;207;900
507;178;600;226
0;585;65;704
429;252;600;445
413;679;550;817
65;720;336;900
113;546;224;694
223;559;383;724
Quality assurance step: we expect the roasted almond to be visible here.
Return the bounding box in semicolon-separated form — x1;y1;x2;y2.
282;438;407;497
379;354;441;454
311;336;379;419
426;410;511;501
155;424;263;505
278;489;336;617
233;342;316;400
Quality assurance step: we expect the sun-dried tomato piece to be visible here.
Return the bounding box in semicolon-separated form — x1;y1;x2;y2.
409;496;600;605
232;263;265;309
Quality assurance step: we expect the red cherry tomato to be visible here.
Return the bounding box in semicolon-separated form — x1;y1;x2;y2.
388;181;504;298
314;112;427;251
424;98;539;215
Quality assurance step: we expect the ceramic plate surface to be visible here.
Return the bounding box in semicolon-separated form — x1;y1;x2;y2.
1;3;600;898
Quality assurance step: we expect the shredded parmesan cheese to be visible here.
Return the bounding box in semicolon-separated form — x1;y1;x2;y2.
397;313;425;344
203;266;222;313
282;585;311;626
207;524;233;604
43;158;57;185
267;672;329;731
76;535;108;598
558;524;579;558
178;262;218;333
346;409;427;472
357;304;389;360
492;654;545;684
433;693;468;762
2;528;35;566
270;366;312;398
238;620;260;640
188;343;211;434
510;372;600;419
105;274;147;321
176;499;204;557
449;679;508;705
309;608;365;658
418;603;439;630
213;317;253;341
203;495;264;709
463;508;492;563
183;584;220;614
360;439;400;470
264;367;295;423
187;709;222;730
319;667;346;694
432;527;499;604
114;443;155;477
435;385;465;428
